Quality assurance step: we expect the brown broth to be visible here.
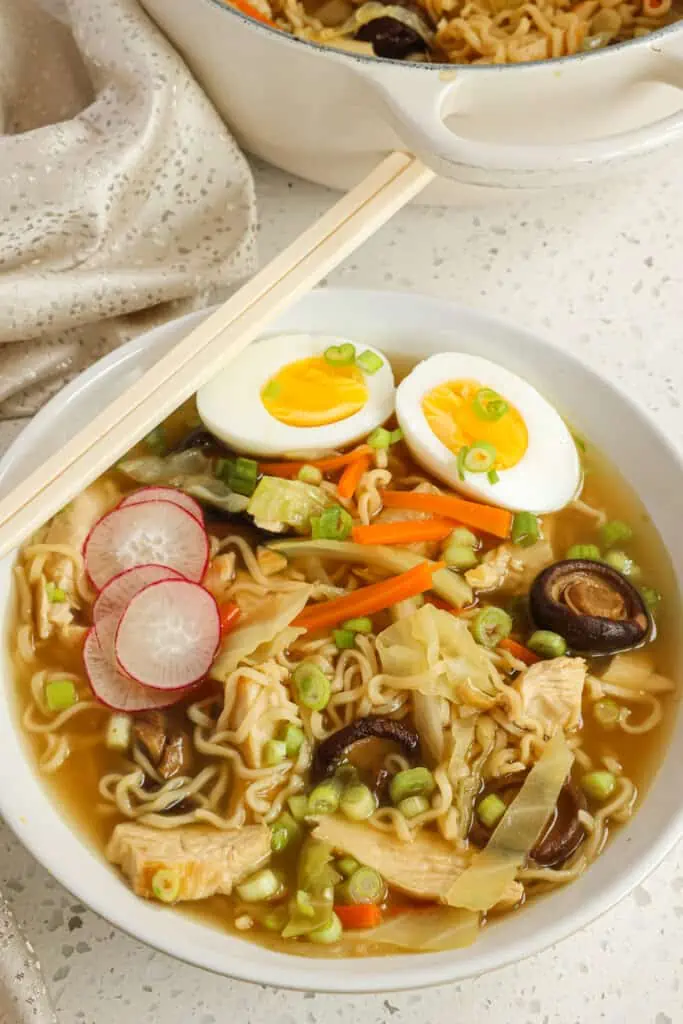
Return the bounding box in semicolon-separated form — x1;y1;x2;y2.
9;406;681;958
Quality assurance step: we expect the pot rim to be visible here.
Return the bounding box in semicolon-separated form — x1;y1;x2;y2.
201;0;683;72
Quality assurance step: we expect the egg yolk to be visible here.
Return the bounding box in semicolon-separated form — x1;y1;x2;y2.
422;379;528;469
261;357;368;427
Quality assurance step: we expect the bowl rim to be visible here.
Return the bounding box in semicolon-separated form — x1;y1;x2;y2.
1;286;682;993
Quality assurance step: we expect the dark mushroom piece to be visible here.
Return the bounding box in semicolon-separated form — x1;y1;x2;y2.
356;16;428;59
470;771;587;867
168;427;227;456
311;716;420;785
132;712;193;782
530;559;651;656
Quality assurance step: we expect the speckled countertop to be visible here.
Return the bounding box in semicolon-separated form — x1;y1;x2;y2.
2;157;683;1024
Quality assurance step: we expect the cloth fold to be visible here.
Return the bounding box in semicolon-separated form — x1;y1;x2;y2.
0;0;257;419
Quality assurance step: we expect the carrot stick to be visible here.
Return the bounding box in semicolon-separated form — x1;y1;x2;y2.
351;518;456;546
259;445;372;479
226;0;277;25
218;601;241;636
294;561;444;632
337;455;371;500
334;904;382;930
499;637;539;665
381;490;512;540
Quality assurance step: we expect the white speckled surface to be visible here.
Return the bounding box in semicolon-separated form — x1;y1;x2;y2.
2;157;683;1022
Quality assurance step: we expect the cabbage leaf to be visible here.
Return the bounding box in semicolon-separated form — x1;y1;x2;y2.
210;586;311;679
357;906;479;952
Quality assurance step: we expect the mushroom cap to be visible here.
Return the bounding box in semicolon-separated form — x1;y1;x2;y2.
311;716;420;784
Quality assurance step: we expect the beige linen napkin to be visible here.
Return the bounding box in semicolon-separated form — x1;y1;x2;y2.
0;0;257;419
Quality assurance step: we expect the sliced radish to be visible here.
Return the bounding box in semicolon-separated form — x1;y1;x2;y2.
83;627;187;712
115;578;220;690
93;564;182;661
84;500;209;590
119;487;204;524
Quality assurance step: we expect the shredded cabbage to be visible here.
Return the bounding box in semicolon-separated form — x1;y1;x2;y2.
601;651;674;693
413;692;447;765
118;451;249;514
270;539;473;609
210;586;311;680
446;731;574;912
247;477;328;534
358;906;480;952
375;604;500;706
282;839;338;938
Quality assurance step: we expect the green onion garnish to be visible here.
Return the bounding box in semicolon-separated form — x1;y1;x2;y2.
456;446;469;481
220;456;259;497
390;428;403;444
472;388;509;422
151;868;181;903
46;582;67;603
367;427;392;449
311;504;353;541
566;543;601;561
355;350;384;375
487;468;500;485
511;511;540;548
333;628;356;650
324;343;356;367
45;679;78;712
342;616;373;634
463;442;497;474
144;425;166;455
292;661;331;711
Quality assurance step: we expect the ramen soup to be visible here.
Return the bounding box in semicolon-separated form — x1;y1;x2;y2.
11;337;678;957
228;0;682;65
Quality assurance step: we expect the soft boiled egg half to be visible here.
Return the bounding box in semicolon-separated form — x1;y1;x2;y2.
197;334;395;458
396;353;581;513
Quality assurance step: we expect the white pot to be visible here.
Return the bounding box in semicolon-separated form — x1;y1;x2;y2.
141;0;683;201
0;288;681;991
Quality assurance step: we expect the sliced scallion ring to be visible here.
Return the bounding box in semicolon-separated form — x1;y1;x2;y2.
324;343;356;367
463;442;497;474
472;388;509;422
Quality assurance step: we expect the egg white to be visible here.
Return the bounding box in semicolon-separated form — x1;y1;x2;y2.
395;353;581;514
196;334;395;458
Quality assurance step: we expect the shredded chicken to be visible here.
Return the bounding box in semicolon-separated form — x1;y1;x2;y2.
465;538;554;596
203;552;237;602
465;546;511;592
516;656;586;736
107;823;271;901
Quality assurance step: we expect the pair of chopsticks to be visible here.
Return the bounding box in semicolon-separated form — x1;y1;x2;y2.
0;153;434;559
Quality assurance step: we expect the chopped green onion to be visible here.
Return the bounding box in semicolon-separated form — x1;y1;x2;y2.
511;511;540;548
151;868;180;903
581;771;617;802
46;582;67;603
593;698;622;730
356;349;384;375
463;442;497;474
324;343;356;367
262;380;281;400
339;867;385;905
297;464;323;485
45;679;78;712
528;629;567;659
309;912;343;944
105;713;132;752
600;520;633;549
292;662;331;711
451;527;478;548
279;723;305;759
456;446;468;481
472;388;509;422
340;783;376;821
566;543;601;560
262;907;289;932
263;739;287;767
472;606;512;648
144;425;166;455
342;616;373;634
477;793;507;829
390;428;403;444
333;628;356;650
311;504;353;541
604;550;639;577
288;794;310;822
367;427;392;449
227;456;259;497
640;586;661;611
307;779;342;816
398;794;430;819
443;543;478;571
389;767;435;805
334;763;360;788
336;856;361;879
487;468;500;485
271;811;302;853
236;868;283;903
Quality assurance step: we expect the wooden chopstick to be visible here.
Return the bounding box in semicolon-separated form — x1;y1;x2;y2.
0;153;434;559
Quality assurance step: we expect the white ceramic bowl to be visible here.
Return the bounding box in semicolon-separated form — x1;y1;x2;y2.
0;288;681;993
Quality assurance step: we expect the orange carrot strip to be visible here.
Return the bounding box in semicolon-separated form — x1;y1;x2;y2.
227;0;277;25
218;601;241;637
294;561;444;632
499;637;540;665
424;595;467;615
334;904;382;930
337;455;371;501
351;518;456;546
381;490;512;540
259;445;373;479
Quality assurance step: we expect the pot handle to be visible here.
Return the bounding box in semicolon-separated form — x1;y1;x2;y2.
354;54;683;186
